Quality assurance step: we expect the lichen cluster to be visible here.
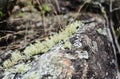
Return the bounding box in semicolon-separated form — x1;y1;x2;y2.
23;46;74;79
3;51;23;68
2;21;84;68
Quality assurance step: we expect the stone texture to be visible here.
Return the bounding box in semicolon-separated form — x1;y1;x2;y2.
2;15;118;79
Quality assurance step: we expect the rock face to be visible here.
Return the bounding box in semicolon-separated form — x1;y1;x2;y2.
1;14;118;79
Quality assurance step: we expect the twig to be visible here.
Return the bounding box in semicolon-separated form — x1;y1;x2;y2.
109;0;120;54
42;12;46;35
109;0;120;78
0;31;25;42
111;7;120;12
74;0;91;20
0;30;15;33
35;0;40;5
24;20;30;46
54;0;60;13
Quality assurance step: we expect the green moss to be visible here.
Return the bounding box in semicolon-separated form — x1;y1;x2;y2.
18;12;24;18
42;3;51;13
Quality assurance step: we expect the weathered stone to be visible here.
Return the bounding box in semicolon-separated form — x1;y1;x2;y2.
2;14;118;79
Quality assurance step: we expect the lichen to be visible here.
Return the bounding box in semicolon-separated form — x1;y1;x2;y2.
97;28;107;36
3;50;23;68
2;21;84;68
92;41;98;52
25;71;39;79
14;64;30;74
76;51;89;59
3;64;30;75
64;41;72;49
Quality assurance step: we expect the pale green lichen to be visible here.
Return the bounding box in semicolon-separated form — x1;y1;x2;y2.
23;21;83;58
33;55;39;61
64;53;76;60
97;28;107;36
4;64;30;75
3;50;23;68
2;21;83;68
92;41;98;52
3;59;14;68
3;43;75;79
2;72;10;79
64;41;72;49
3;75;9;79
11;51;23;61
76;51;89;59
14;64;30;74
25;71;39;79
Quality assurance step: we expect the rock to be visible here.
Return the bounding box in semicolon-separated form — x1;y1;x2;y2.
2;14;118;79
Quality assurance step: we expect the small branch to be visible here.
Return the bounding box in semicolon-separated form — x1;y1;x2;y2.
0;31;25;43
112;7;120;12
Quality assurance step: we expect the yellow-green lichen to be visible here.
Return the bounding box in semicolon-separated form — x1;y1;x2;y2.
5;64;30;74
2;21;83;68
64;41;72;49
14;64;30;74
25;71;39;79
3;51;23;68
97;28;107;36
23;21;82;58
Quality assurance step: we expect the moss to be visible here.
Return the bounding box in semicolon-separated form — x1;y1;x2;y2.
18;12;24;18
41;3;51;13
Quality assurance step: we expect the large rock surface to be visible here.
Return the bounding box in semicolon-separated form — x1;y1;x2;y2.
1;15;118;79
